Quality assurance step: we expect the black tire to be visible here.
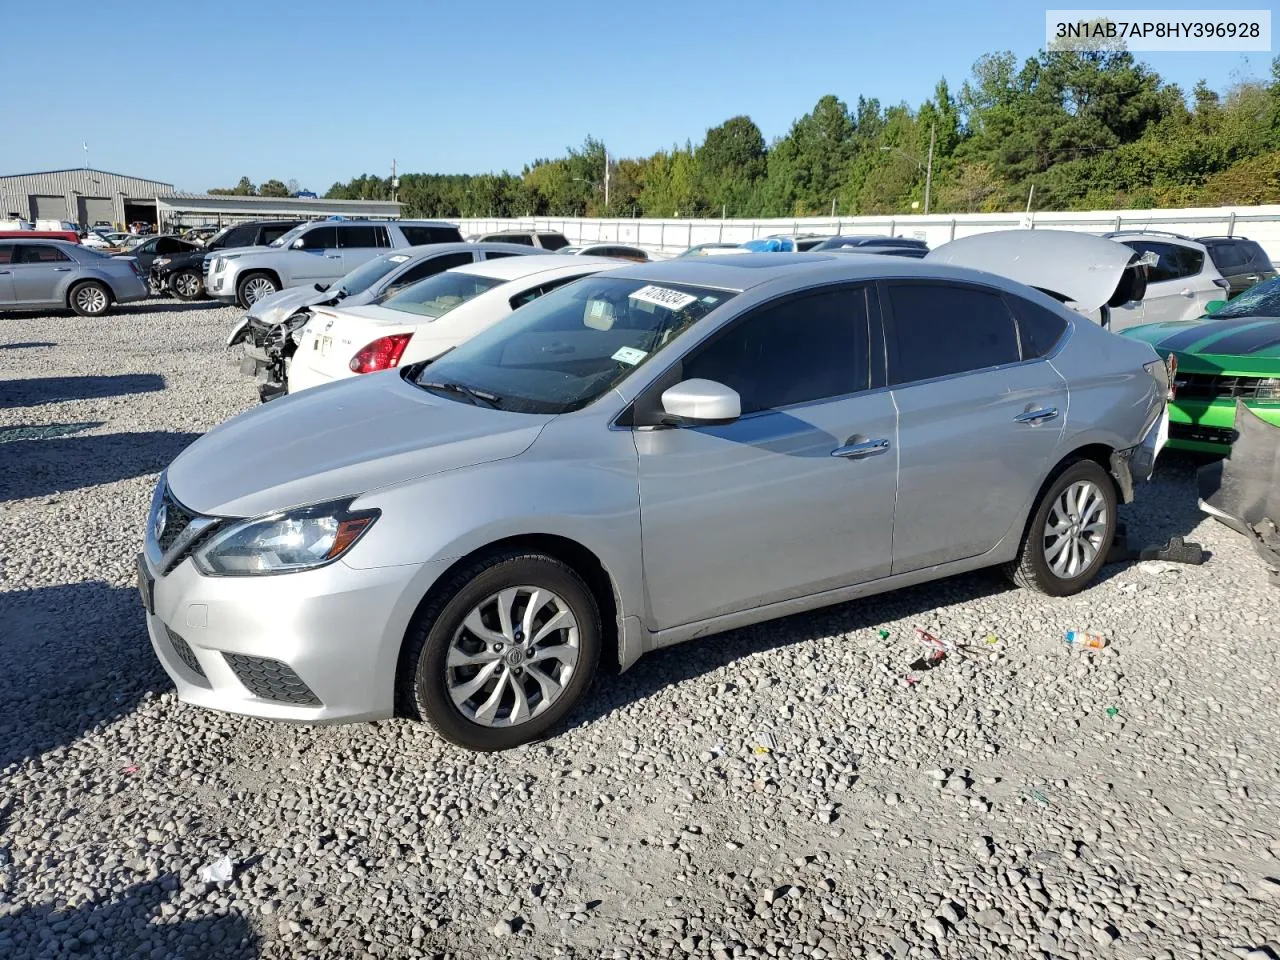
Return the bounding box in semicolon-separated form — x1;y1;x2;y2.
170;268;204;301
236;271;278;309
1005;459;1117;596
398;550;601;751
69;280;112;317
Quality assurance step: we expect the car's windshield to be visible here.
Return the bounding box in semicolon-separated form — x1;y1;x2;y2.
1208;277;1280;319
270;224;309;248
334;253;409;298
379;270;504;317
410;275;736;414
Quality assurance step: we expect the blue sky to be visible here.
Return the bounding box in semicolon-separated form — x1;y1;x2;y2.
5;1;1270;192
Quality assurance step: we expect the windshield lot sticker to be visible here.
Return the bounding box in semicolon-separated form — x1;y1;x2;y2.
629;285;697;311
612;346;648;366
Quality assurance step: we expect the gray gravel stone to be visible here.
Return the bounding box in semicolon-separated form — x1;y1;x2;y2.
1;298;1278;958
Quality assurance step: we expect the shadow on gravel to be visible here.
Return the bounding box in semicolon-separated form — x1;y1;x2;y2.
0;876;259;959
569;567;1017;732
0;373;166;409
0;430;199;501
123;300;229;316
0;582;167;771
0;341;56;350
1098;449;1219;585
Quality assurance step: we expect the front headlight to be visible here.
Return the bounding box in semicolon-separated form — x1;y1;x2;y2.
192;499;379;576
154;257;171;267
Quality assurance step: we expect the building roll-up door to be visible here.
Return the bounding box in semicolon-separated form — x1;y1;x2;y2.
30;195;69;220
79;197;115;227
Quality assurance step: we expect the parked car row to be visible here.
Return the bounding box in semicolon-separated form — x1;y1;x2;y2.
141;230;1173;750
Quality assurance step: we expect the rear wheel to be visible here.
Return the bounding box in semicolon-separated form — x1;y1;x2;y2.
1005;459;1117;596
69;281;111;317
170;268;203;300
399;550;601;751
237;272;278;308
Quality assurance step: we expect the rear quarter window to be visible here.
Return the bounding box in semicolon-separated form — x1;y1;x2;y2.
536;233;570;251
1008;296;1069;358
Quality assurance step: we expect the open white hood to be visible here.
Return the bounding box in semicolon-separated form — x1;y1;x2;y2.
927;230;1146;311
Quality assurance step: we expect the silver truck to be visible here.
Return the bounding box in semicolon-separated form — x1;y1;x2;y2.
203;220;462;308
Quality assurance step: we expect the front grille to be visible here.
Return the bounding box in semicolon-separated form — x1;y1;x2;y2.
156;488;198;555
165;626;207;679
224;654;322;706
1175;373;1280;403
1170;422;1237;446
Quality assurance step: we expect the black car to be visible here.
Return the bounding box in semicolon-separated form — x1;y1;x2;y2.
113;235;202;276
1196;235;1277;298
152;220;300;300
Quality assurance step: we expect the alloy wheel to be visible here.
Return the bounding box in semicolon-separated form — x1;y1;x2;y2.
446;586;580;727
75;285;107;314
175;272;200;297
242;277;276;304
1042;479;1108;578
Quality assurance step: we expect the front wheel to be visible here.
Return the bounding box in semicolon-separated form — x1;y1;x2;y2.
170;268;204;300
1005;459;1117;596
236;272;278;308
399;551;601;751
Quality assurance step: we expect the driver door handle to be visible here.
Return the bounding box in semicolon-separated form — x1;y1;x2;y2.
53;266;72;272
831;438;890;459
1014;407;1059;425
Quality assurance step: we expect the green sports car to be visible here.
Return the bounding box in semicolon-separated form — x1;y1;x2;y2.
1121;276;1280;453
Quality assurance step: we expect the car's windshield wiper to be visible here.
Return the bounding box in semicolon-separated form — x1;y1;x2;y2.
420;380;502;409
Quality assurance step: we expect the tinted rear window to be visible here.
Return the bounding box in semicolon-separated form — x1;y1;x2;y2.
401;225;463;245
537;233;570;251
886;282;1020;384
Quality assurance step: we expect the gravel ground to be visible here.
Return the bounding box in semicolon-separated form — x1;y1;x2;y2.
2;298;1279;960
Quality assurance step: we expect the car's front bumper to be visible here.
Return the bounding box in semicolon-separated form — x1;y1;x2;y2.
1168;398;1280;453
140;549;450;722
205;267;238;303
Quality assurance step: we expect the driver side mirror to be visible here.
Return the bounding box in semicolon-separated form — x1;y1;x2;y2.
660;379;741;425
314;282;329;292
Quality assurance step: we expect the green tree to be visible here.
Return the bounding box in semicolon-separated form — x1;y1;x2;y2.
259;179;290;198
695;116;766;216
209;176;257;196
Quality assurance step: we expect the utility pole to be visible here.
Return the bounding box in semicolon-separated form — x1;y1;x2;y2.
604;148;610;211
924;122;935;216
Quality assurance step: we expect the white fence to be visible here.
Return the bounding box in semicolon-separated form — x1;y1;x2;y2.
459;205;1280;261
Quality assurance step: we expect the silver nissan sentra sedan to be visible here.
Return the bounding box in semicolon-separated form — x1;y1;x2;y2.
139;232;1170;751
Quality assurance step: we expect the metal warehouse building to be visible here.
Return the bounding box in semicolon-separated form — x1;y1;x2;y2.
0;168;175;228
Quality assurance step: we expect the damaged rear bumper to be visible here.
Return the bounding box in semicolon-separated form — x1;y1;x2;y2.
1197;399;1280;580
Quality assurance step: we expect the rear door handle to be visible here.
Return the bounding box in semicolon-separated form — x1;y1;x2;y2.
1014;407;1059;425
1178;287;1194;297
831;438;891;459
1244;275;1259;282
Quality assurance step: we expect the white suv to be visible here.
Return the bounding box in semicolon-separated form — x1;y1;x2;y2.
1106;232;1229;329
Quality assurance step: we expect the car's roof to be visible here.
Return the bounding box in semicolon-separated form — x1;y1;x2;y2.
452;253;618;281
601;252;1050;296
377;241;538;261
1108;231;1207;250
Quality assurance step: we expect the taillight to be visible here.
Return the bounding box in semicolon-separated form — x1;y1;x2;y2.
349;333;413;374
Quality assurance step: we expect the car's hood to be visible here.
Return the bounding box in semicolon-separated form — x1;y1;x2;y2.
247;284;331;323
166;371;552;517
927;230;1144;311
207;244;274;261
1121;317;1280;365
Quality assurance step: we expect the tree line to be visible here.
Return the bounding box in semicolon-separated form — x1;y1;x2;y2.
329;46;1280;218
208;177;311;198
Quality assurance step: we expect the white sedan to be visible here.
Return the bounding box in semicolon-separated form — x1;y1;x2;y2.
288;255;620;394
